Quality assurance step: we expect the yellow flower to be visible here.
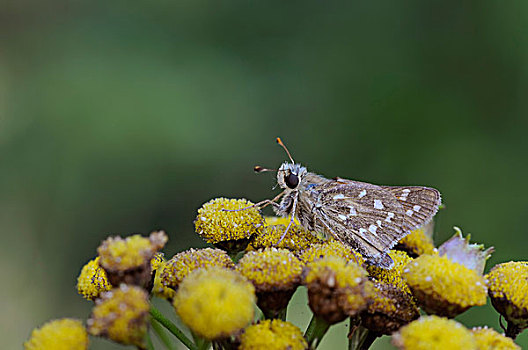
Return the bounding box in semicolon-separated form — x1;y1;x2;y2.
304;256;372;324
392;315;477;350
173;267;255;340
97;231;168;287
397;222;435;257
77;256;112;300
195;198;264;245
362;252;419;335
150;253;175;300
237;248;303;288
250;216;325;251
486;261;528;338
239;319;307;350
161;247;234;290
98;231;167;271
87;284;150;347
362;282;419;334
298;240;364;266
471;326;520;350
402;254;487;317
24;318;88;350
367;250;413;295
237;248;303;317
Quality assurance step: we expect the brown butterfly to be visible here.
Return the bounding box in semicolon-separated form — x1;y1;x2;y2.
254;138;441;269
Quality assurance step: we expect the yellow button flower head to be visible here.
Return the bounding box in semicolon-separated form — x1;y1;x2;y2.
195;198;264;252
486;261;528;339
471;326;520;350
367;250;413;295
250;216;325;251
392;315;477;350
77;256;112;301
161;247;234;291
98;230;168;288
173;267;256;340
362;251;419;334
239;319;308;350
403;254;487;317
24;318;88;350
396;220;435;257
304;256;372;324
402;228;491;318
298;240;364;267
87;284;150;347
150;252;175;300
237;248;303;318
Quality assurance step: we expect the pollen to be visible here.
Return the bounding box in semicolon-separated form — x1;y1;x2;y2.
194;198;265;244
24;319;89;350
237;248;303;290
298;240;364;266
239;319;307;350
173;267;255;340
87;285;150;347
486;261;528;312
392;316;477;350
402;254;487;317
98;231;168;272
471;326;520;350
304;256;372;322
76;257;112;301
160;247;235;290
368;250;413;295
397;226;435;257
150;253;175;300
251;216;325;251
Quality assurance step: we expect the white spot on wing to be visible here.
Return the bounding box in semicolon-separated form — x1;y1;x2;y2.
338;214;347;221
359;228;368;236
400;188;411;201
333;194;345;200
374;199;384;209
358;190;367;198
368;224;378;235
349;206;357;216
413;205;421;212
385;212;395;223
377;220;382;227
406;209;414;216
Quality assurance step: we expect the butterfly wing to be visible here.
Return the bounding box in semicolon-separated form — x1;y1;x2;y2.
381;185;441;232
310;178;440;268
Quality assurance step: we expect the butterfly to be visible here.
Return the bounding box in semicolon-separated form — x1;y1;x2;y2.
254;138;441;269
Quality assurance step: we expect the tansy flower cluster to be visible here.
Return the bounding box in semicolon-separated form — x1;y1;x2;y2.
25;197;526;350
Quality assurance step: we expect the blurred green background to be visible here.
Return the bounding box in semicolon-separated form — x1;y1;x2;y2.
2;1;527;349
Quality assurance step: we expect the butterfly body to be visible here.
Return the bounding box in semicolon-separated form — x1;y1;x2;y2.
273;161;441;269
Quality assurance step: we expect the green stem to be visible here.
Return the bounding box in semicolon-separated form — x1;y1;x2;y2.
348;324;378;350
150;305;198;350
191;330;211;350
145;333;155;350
277;307;287;321
304;315;330;349
152;318;178;350
348;325;368;350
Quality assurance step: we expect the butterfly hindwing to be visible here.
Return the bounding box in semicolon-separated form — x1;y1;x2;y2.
312;179;409;266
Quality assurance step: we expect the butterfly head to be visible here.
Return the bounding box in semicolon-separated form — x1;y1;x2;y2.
277;162;307;190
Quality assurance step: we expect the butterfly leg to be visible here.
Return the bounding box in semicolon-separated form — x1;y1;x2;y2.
276;193;298;245
222;192;284;212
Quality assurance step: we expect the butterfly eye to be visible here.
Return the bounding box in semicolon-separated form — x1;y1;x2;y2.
285;173;299;189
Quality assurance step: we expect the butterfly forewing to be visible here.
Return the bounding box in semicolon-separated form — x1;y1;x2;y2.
314;180;407;260
381;186;441;232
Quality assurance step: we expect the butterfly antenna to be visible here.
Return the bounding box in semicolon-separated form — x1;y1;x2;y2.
276;137;295;164
254;165;276;173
